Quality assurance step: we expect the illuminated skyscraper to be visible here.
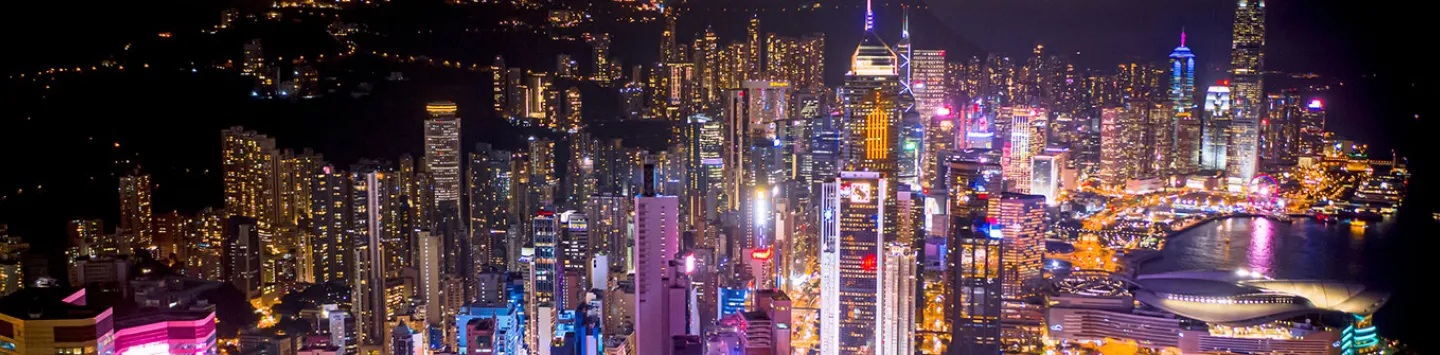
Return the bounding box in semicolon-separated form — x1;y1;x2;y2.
468;143;511;268
1297;98;1326;157
118;173;153;254
1029;155;1059;204
878;243;916;355
820;171;886;355
1004;107;1041;192
425;101;462;206
1168;30;1197;113
1202;85;1234;171
492;56;507;117
1230;0;1266;135
351;171;387;346
997;193;1045;353
913;50;948;124
945;160;1003;355
722;81;789;253
841;0;902;176
1174;111;1203;173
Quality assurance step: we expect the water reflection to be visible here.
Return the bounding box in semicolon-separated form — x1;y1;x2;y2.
1142;217;1381;282
1248;217;1273;276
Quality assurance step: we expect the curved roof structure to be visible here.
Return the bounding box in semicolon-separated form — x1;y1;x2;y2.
1130;270;1389;326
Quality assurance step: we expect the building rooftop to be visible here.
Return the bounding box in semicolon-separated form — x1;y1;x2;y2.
0;287;110;321
1131;270;1389;326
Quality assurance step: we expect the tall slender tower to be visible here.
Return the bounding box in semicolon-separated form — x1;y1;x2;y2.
425;102;462;206
1168;29;1196;114
1229;0;1265;183
118;173;153;254
819;171;886;355
896;3;914;113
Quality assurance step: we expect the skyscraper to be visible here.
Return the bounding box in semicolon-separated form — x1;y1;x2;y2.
1202;85;1234;171
351;171;387;346
1168;30;1197;114
842;0;901;175
1229;0;1265;184
820;171;886;355
722;81;788;254
634;167;681;355
468;143;511;269
118;173;153;254
425;101;463;206
1005;107;1042;192
878;243;916;355
998;193;1045;353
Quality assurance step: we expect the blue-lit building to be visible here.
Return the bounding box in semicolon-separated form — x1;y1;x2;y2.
1341;314;1379;355
456;304;523;355
1168;30;1196;114
718;287;750;318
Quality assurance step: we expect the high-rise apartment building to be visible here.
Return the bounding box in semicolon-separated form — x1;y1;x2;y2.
222;127;279;228
118;174;153;254
351;171;387;346
819;171;886;355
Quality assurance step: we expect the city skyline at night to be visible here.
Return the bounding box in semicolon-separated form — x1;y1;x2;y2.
1;0;1433;354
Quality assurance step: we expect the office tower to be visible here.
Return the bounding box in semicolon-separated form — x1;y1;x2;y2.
896;6;914;113
222;127;280;230
1202;85;1234;171
913;49;948;125
425;101;462;207
311;165;347;283
118;173;153;254
808;105;842;187
695;115;725;224
924;107;959;188
1098;108;1142;184
943;159;1003;355
1004;107;1039;192
820;171;886;355
722;81;788;254
997;193;1044;353
587;33;616;86
1297;98;1326;157
1227;108;1260;184
1144;104;1176;176
1169;30;1197;113
418;231;442;323
1174;110;1202;174
878;243;916;355
531;211;560;322
634;167;681;355
1230;0;1266;145
352;171;387;346
469;143;511;268
1030;155;1059;204
842;1;901;175
224;217;262;300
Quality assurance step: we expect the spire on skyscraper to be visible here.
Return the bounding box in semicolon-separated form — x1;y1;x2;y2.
865;0;875;31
